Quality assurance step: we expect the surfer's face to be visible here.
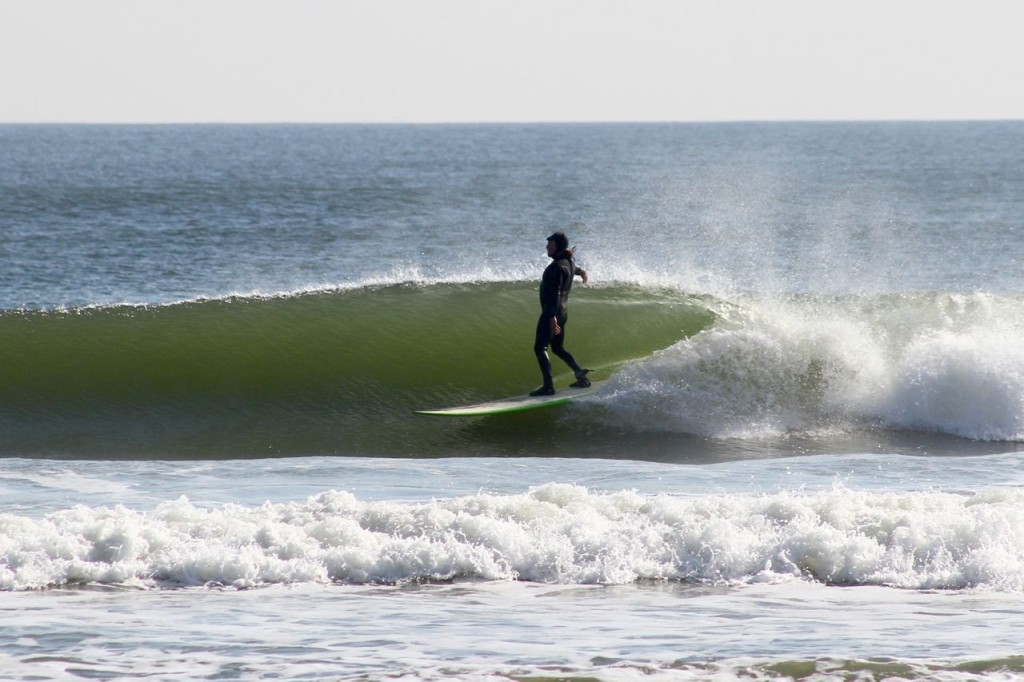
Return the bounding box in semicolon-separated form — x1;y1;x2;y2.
546;240;556;257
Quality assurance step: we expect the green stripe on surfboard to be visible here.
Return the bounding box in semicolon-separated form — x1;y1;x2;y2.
415;380;605;417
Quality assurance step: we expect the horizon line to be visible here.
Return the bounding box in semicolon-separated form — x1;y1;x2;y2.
3;116;1023;126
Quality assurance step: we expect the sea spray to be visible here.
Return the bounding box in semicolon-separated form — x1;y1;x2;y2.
599;291;1024;442
885;330;1024;440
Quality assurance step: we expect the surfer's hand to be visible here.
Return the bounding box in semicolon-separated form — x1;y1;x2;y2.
581;270;588;284
551;317;561;335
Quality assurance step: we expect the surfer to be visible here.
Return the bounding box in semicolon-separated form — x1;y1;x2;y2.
531;231;591;396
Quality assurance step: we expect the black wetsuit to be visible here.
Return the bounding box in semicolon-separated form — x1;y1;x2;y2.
534;250;584;390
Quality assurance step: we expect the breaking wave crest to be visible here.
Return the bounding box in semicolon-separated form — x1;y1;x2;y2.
3;284;1024;458
3;483;1024;592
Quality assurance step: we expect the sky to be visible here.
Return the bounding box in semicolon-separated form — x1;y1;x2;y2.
2;0;1022;124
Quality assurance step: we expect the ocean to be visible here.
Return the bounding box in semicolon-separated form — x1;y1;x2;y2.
2;121;1024;680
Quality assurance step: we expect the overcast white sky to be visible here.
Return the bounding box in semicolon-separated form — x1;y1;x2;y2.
2;0;1022;123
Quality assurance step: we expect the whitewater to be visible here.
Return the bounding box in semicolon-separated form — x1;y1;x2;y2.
3;122;1024;680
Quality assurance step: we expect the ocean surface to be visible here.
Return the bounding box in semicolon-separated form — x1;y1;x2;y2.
2;121;1024;680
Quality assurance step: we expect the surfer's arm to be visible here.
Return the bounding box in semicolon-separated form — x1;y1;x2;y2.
574;266;588;284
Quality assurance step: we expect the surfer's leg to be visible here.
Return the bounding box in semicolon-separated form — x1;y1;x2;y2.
550;317;582;373
533;314;554;392
551;317;591;388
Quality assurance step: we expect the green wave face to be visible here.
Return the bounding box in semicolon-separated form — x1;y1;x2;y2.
0;282;714;458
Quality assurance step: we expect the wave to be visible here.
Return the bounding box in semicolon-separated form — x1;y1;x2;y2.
3;484;1024;591
0;281;713;458
598;291;1024;443
3;283;1024;458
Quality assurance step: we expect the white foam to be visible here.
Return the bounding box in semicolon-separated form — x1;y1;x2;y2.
598;298;887;438
0;470;133;496
3;485;1024;592
884;329;1024;440
596;292;1024;442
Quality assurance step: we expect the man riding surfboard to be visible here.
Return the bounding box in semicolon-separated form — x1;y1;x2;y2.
531;231;591;396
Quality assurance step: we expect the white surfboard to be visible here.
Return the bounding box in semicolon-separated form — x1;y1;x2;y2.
415;381;605;417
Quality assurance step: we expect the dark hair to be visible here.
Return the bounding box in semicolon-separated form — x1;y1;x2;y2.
546;231;569;251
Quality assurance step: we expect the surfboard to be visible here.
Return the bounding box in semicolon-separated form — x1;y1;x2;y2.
415;381;605;417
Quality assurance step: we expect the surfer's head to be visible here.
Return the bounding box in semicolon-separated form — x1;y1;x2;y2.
546;231;569;254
